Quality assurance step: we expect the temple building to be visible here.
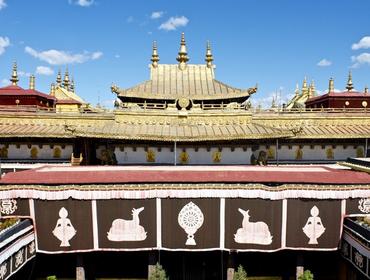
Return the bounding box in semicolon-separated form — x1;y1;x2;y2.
0;33;369;280
306;72;370;109
286;71;370;110
112;35;257;110
0;63;56;110
285;78;316;109
52;68;90;113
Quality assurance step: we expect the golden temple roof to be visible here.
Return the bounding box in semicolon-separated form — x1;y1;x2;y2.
112;33;257;102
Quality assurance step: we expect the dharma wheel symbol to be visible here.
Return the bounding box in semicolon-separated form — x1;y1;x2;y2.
178;202;204;246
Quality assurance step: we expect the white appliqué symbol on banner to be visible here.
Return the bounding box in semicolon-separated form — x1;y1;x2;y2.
0;199;17;215
355;251;364;268
234;208;273;245
29;241;35;255
358;198;370;213
107;207;147;241
52;207;77;247
302;206;325;244
0;263;7;279
14;249;23;268
178;201;204;246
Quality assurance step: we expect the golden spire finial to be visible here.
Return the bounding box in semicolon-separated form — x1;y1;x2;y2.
56;69;62;86
63;67;70;90
295;83;300;96
346;70;354;91
50;83;56;96
308;85;313;98
205;41;214;68
271;96;276;108
29;75;35;90
301;77;308;95
309;80;316;97
176;32;189;68
70;77;75;92
329;77;334;93
151;41;160;68
10;62;19;86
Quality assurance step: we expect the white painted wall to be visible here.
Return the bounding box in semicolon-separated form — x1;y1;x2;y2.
107;144;363;165
278;145;359;161
0;144;73;160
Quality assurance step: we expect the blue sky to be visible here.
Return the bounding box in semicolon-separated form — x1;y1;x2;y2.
1;0;370;107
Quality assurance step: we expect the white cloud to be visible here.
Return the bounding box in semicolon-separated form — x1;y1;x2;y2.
351;53;370;68
0;36;10;55
91;51;103;60
18;71;31;77
317;58;332;67
249;88;290;109
0;0;6;10
36;66;54;76
151;11;163;19
25;46;103;65
115;54;120;58
159;16;189;31
1;78;9;86
352;36;370;50
126;16;134;23
69;0;94;7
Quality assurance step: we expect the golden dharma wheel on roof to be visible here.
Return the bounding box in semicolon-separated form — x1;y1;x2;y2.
177;98;191;110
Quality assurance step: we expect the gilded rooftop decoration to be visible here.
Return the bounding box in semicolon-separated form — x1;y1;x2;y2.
111;33;257;109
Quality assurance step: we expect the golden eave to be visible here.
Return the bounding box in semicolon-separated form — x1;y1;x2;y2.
1;110;370;141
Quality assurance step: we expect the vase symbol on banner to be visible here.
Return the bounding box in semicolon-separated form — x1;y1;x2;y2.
52;207;77;247
178;202;204;246
107;207;147;241
302;206;325;244
234;208;273;245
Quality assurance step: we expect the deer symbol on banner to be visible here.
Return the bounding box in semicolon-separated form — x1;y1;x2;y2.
234;208;273;245
107;207;147;241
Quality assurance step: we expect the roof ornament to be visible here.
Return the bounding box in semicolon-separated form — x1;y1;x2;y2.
295;83;300;96
365;85;368;94
63;67;70;90
301;77;308;96
205;41;214;68
328;77;334;93
176;32;189;69
309;80;316;97
29;75;35;90
70;77;75;93
56;69;62;86
271;96;277;108
10;62;19;86
151;41;160;68
346;70;354;91
50;83;56;96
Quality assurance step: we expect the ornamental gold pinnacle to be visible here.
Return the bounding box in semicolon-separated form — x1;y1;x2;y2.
151;41;160;68
10;62;19;86
205;41;214;68
29;75;35;90
346;70;354;91
177;32;189;68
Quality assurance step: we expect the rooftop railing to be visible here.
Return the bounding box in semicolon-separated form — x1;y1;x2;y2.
0;103;369;116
